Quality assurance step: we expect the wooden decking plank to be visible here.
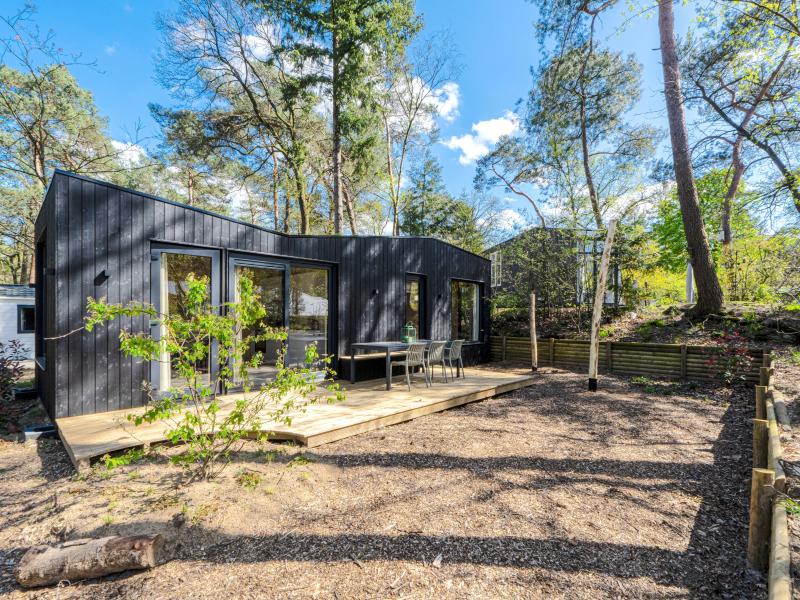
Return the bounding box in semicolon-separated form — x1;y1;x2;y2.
55;368;535;469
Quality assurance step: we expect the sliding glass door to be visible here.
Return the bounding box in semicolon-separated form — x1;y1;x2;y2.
288;266;329;368
230;257;331;378
151;248;220;391
233;262;286;387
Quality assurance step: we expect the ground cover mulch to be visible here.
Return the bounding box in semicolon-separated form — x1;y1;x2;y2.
0;369;763;599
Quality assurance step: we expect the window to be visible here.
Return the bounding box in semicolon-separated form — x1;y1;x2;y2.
288;266;329;367
451;280;480;341
490;251;502;288
151;247;219;391
405;275;425;338
233;262;286;386
18;305;35;334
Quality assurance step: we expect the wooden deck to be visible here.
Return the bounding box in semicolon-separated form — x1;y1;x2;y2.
55;367;536;471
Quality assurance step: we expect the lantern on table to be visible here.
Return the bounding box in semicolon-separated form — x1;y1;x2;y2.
402;323;416;343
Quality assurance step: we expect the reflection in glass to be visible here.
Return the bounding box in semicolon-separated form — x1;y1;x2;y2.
160;253;213;389
288;267;328;367
235;265;285;387
405;276;422;337
451;280;480;341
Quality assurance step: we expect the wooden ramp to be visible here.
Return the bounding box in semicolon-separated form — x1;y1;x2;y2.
55;367;535;470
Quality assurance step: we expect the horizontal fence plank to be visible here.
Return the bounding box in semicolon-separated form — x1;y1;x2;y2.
490;336;764;384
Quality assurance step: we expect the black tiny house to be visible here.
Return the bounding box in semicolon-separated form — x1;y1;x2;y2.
34;171;491;419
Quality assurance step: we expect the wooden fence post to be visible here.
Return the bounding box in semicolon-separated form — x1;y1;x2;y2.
549;338;555;366
747;467;775;572
529;293;538;372
753;419;768;469
588;220;617;391
755;386;767;420
501;336;507;361
763;351;773;368
680;344;688;383
760;367;773;387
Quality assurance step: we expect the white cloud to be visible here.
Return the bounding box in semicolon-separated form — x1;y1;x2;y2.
442;110;519;165
105;44;117;56
111;140;148;167
430;81;460;122
496;208;527;230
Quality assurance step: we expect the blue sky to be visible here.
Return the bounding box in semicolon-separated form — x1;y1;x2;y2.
19;0;697;224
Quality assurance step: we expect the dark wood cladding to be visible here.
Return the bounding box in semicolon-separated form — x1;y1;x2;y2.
35;171;490;418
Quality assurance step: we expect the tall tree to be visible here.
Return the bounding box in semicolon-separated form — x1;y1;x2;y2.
474;136;547;227
685;1;800;219
658;0;724;314
526;45;657;228
377;31;459;235
149;106;233;213
263;0;420;233
0;6;129;282
158;0;321;233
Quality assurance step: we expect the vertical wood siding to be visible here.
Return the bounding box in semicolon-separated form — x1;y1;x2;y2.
38;171;490;418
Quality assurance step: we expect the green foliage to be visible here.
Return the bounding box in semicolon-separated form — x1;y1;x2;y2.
86;273;344;480
236;470;262;491
101;448;146;471
653;170;757;273
286;454;313;468
400;153;489;253
0;340;27;401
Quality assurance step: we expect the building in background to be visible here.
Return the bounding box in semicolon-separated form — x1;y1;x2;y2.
0;284;35;359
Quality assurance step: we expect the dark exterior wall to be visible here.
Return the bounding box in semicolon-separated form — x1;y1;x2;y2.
36;171;490;418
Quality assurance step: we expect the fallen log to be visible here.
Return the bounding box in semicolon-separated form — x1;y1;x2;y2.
16;534;165;588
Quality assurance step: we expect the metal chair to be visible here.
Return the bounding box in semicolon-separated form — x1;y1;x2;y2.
444;340;465;380
425;341;449;384
392;341;429;391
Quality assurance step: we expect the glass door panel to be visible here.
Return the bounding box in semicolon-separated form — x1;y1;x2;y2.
234;264;285;387
160;252;213;389
288;266;329;368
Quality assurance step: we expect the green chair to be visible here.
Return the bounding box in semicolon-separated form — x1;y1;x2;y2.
392;341;429;391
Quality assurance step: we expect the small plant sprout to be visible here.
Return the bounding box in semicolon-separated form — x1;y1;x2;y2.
85;273;344;480
286;455;313;468
236;470;262;491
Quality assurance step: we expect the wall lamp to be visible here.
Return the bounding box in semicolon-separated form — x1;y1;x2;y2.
372;289;379;296
94;269;111;285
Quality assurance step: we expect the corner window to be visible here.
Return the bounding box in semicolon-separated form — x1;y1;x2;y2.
451;280;480;341
405;275;425;338
490;251;502;287
18;305;35;334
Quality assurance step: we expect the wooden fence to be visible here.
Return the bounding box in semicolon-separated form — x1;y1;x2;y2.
747;361;792;599
490;336;765;383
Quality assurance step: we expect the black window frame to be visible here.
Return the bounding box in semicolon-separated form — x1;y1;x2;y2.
404;273;426;339
17;304;35;334
450;278;482;342
149;244;221;392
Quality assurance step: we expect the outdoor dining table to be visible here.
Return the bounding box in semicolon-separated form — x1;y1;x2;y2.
349;340;431;390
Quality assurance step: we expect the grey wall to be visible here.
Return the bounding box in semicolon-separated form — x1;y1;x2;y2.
35;171;491;418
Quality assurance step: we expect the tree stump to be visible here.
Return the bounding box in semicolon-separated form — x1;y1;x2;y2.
16;534;165;588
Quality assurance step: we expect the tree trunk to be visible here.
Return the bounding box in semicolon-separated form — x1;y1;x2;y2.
722;136;744;247
658;0;724;315
331;6;344;235
579;97;603;229
16;535;165;588
271;151;280;230
343;187;358;235
293;171;309;234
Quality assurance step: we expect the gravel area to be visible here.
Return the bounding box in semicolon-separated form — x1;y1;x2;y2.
0;370;763;599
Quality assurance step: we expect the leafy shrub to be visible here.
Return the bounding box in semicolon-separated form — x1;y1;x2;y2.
86;273;344;480
0;339;27;401
705;330;754;385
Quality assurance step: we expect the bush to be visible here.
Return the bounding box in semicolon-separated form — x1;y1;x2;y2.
0;340;27;401
86;273;343;480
